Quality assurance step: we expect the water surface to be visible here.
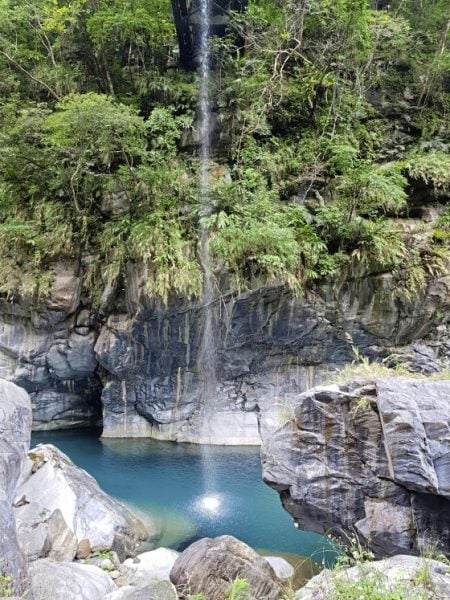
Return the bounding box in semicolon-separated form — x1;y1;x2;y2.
31;429;335;570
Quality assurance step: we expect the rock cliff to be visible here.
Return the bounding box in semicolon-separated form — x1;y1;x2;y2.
261;377;450;557
0;379;31;595
0;259;449;443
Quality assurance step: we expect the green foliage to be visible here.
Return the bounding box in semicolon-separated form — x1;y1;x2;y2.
209;190;332;294
0;0;447;302
405;152;450;191
0;572;14;597
226;578;251;600
331;566;426;600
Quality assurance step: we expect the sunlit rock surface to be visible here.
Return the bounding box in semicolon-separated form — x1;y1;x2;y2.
29;559;116;600
121;548;180;585
262;377;450;557
15;443;149;561
0;379;31;596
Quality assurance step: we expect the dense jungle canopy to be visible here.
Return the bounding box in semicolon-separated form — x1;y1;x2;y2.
0;0;449;303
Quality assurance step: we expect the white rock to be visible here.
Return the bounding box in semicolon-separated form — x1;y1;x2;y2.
29;558;116;600
122;548;180;585
15;444;148;561
264;556;295;582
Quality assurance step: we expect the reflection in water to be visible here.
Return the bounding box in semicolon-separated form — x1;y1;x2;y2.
197;494;222;514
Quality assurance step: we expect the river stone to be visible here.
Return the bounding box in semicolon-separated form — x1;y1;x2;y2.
0;379;32;596
295;555;450;600
29;559;116;600
14;444;149;561
76;538;92;559
264;557;294;582
122;548;180;585
104;581;178;600
262;377;450;557
170;535;283;599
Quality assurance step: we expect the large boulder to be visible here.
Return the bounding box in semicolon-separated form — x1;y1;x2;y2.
15;444;149;561
28;559;116;600
170;535;283;599
295;555;450;600
262;377;450;557
0;379;32;596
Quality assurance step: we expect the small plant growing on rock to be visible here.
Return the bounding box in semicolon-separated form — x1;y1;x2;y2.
0;572;14;597
226;578;250;600
331;567;426;600
333;533;375;569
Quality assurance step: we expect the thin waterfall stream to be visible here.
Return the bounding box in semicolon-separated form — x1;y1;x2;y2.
198;0;216;429
197;0;219;503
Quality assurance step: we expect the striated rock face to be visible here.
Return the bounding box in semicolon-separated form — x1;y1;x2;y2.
295;555;450;600
0;262;101;430
170;535;283;599
95;268;450;443
15;443;149;561
1;257;450;442
262;377;450;557
0;379;32;596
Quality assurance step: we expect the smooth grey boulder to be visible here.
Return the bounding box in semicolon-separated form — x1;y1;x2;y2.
122;548;180;585
170;535;283;599
29;559;116;600
0;379;32;596
262;377;450;557
264;557;294;582
295;555;450;600
104;581;178;600
15;444;149;561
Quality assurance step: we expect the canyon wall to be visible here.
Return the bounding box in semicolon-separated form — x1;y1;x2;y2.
0;258;449;443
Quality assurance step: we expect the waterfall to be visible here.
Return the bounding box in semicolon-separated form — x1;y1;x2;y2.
198;0;217;439
196;0;221;509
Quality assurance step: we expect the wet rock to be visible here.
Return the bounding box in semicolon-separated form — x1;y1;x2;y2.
262;377;450;557
295;555;450;600
29;559;116;600
122;548;180;585
0;379;31;596
170;535;283;599
15;444;149;561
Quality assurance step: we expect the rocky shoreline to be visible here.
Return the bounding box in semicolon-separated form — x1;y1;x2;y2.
1;377;449;599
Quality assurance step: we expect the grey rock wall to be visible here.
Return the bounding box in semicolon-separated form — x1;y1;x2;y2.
261;377;450;557
0;379;32;595
0;259;449;443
